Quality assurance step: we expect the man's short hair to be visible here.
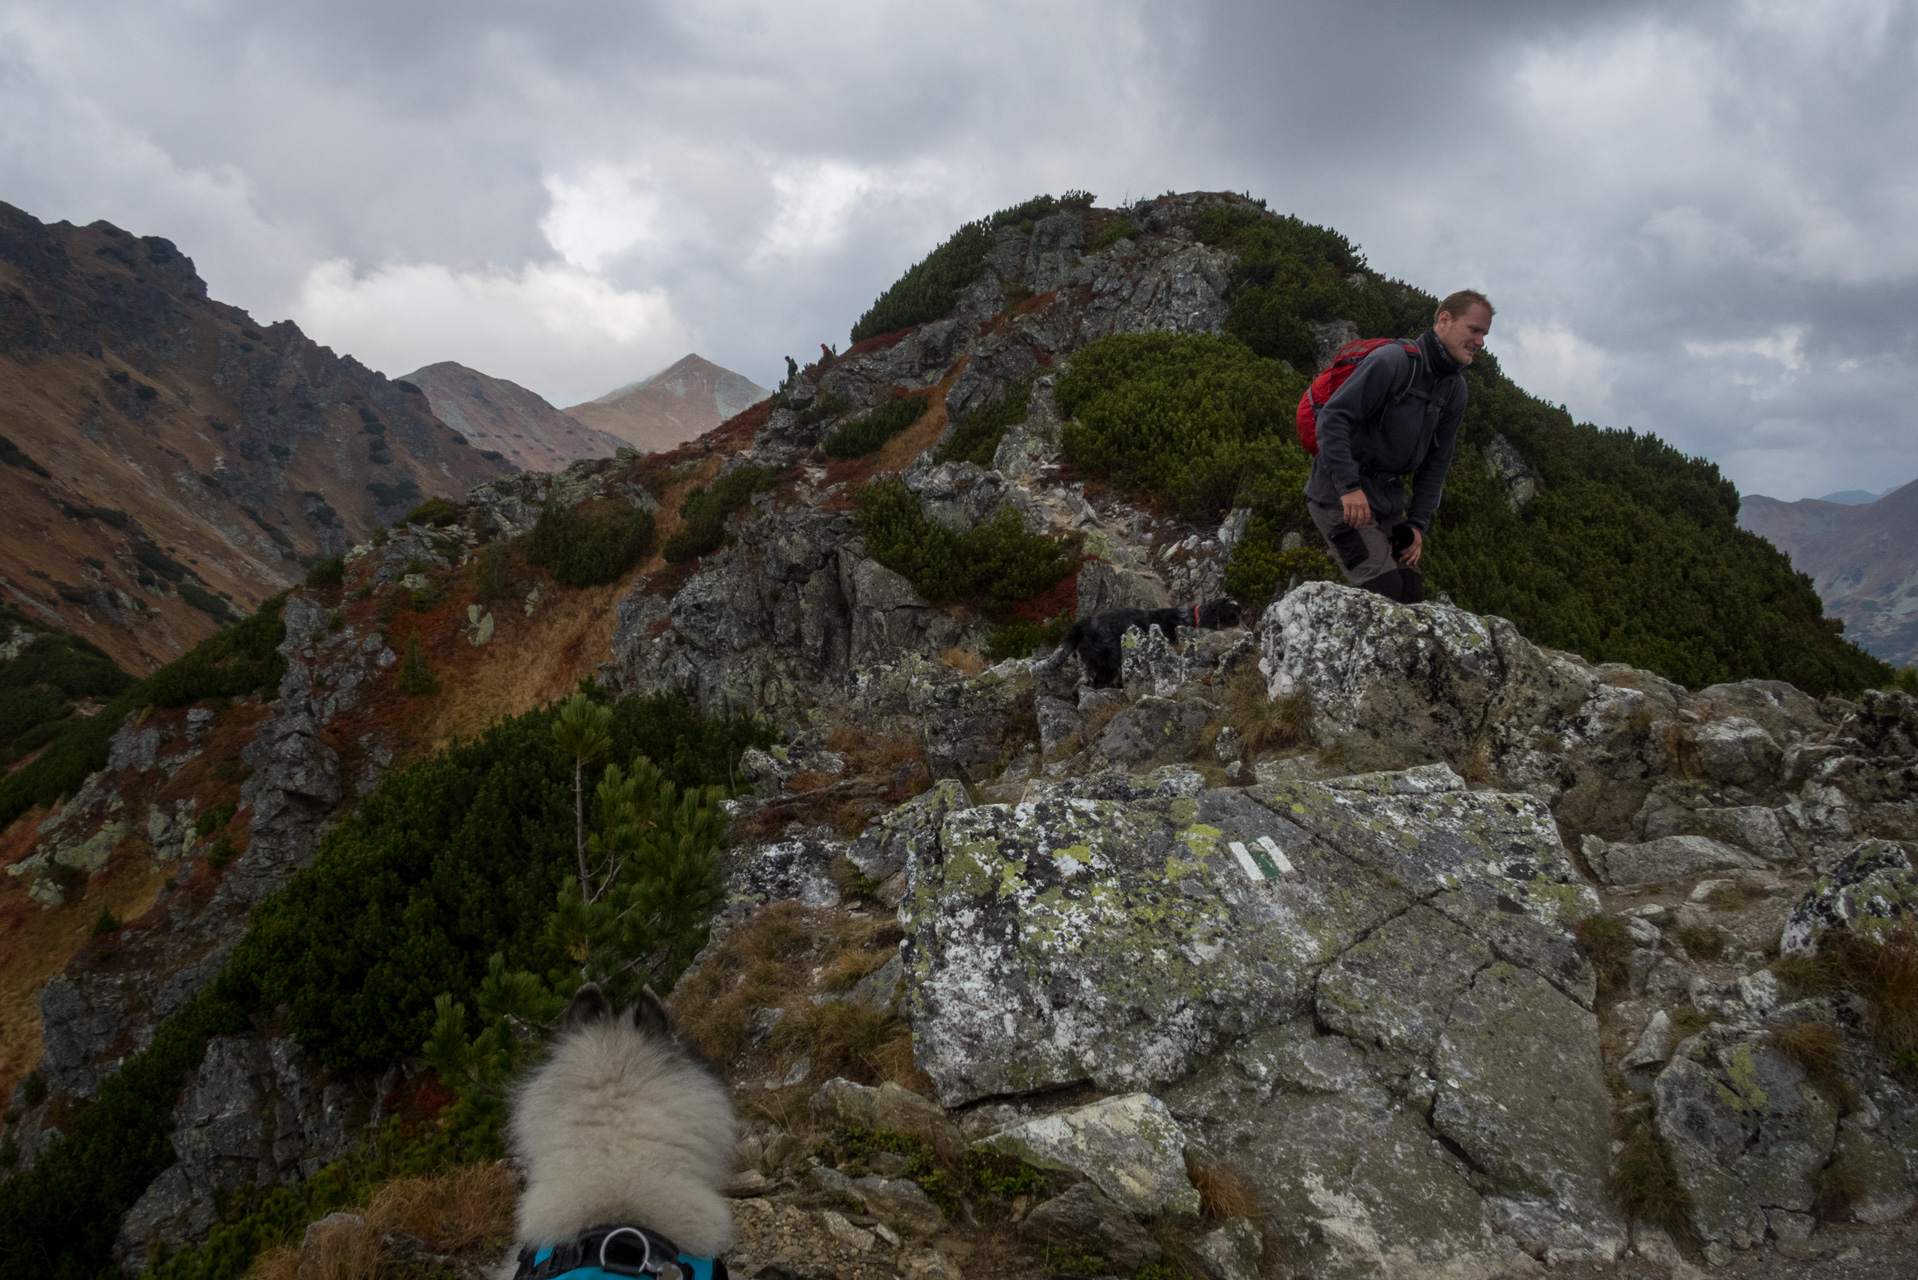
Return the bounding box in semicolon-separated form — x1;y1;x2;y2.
1436;290;1494;322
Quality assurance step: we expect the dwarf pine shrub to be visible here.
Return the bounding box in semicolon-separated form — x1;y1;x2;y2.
1057;332;1309;520
854;479;1076;609
524;500;655;588
662;464;778;563
824;395;929;459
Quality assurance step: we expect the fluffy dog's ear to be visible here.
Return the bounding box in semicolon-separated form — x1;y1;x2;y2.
634;985;675;1039
562;982;609;1032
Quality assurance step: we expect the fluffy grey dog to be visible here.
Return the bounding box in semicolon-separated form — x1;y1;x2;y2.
509;983;738;1259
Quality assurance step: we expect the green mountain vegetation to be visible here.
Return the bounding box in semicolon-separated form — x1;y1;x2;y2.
0;599;290;832
0;687;769;1280
852;191;1888;696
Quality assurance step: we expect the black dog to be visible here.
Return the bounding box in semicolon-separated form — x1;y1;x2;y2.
1042;598;1244;688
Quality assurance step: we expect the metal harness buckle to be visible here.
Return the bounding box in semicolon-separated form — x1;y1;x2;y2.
597;1226;653;1277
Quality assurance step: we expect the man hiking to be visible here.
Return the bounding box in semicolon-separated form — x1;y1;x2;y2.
1303;290;1492;603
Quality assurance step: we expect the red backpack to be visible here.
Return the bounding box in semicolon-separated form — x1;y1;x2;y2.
1295;338;1423;455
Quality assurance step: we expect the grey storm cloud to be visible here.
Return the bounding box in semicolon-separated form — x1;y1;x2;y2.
0;0;1913;499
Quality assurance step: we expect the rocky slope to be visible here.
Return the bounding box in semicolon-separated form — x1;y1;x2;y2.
401;361;627;469
564;353;771;453
2;192;1915;1280
1740;481;1918;668
0;202;512;672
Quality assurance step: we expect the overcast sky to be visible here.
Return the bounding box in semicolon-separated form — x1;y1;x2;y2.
3;0;1914;500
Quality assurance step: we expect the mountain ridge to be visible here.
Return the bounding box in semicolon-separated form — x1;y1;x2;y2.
1739;478;1918;667
0;202;512;673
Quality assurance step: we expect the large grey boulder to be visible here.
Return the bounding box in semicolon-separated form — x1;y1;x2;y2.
1654;1023;1842;1249
115;1035;370;1268
1017;1183;1162;1272
902;762;1621;1274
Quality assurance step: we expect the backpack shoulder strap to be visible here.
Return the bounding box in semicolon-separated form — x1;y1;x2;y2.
1389;341;1433;406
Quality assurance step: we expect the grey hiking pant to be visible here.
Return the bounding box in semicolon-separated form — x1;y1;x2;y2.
1307;500;1424;604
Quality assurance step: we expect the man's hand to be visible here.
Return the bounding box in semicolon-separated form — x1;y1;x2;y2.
1340;489;1372;527
1397;526;1423;567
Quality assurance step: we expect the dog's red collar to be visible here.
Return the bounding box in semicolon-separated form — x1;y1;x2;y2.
1192;604;1200;629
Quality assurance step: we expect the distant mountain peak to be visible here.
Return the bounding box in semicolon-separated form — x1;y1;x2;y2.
401;361;626;469
564;354;770;454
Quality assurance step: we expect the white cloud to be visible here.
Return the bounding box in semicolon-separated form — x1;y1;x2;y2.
539;166;669;272
290;258;693;408
756;159;940;261
1684;327;1807;372
1496;323;1621;422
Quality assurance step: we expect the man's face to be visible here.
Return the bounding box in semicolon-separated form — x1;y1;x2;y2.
1434;303;1493;366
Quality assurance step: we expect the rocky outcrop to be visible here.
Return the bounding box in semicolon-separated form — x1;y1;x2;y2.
114;1034;373;1270
25;594;397;1109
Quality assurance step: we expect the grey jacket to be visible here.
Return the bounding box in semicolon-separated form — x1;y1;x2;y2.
1304;328;1468;530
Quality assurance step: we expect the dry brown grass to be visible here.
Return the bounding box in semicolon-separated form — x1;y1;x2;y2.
1219;664;1312;758
1775;927;1918;1063
244;1163;517;1280
773;999;918;1088
939;647;987;677
672;901;817;1064
1186;1154;1262;1222
670;902;923;1092
1573;914;1633;1006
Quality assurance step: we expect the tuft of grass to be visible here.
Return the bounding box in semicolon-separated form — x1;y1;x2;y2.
1675;924;1728;961
1810;1160;1870;1222
1703;883;1767;912
1574;913;1634;1003
1774;927;1918;1065
1187;1154;1261;1222
938;647;987;677
1669;1004;1714;1042
775;999;916;1088
1612;1095;1697;1249
90;908;121;938
670;902;816;1064
244;1163;516;1280
1220;663;1312;757
1768;1021;1858;1112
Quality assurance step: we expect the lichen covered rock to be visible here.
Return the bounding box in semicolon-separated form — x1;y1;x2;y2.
1779;839;1918;954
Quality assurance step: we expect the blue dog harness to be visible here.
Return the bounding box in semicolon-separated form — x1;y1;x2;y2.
513;1224;726;1280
